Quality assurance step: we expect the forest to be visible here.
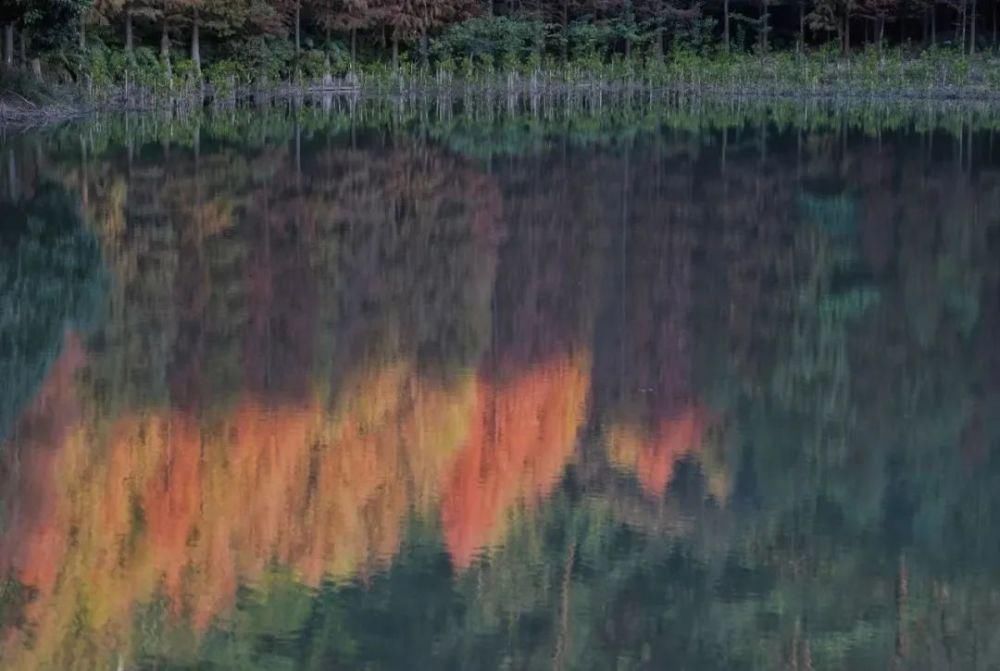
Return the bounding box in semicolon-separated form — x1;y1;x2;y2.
2;0;1000;106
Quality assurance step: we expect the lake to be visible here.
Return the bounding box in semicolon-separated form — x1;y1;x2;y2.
1;96;999;670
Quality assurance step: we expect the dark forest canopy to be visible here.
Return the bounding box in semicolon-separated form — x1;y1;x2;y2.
0;0;998;90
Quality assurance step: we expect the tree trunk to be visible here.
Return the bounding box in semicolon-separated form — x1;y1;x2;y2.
160;18;174;80
960;0;967;52
993;0;997;43
294;0;301;81
191;7;201;76
724;0;731;51
392;31;399;69
295;1;301;58
844;7;851;54
624;0;633;58
799;0;805;52
761;0;770;51
562;0;569;63
323;53;333;86
536;0;546;60
898;0;904;42
993;0;997;44
2;24;12;68
931;1;937;44
80;10;87;51
351;27;357;65
19;28;26;67
125;7;133;53
970;0;976;53
877;14;885;51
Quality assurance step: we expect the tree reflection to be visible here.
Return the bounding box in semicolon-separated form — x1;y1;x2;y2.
0;106;999;670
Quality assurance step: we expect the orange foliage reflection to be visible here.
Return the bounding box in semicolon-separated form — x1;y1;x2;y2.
0;362;474;670
440;352;591;570
605;406;707;498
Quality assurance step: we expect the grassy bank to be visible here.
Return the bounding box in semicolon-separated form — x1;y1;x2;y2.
0;70;82;127
3;46;1000;129
29;88;1000;162
362;47;1000;98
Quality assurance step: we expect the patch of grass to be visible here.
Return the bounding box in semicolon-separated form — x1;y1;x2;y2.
0;69;80;125
353;47;1000;100
0;68;67;105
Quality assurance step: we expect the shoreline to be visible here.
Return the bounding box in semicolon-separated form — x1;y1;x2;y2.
4;70;1000;132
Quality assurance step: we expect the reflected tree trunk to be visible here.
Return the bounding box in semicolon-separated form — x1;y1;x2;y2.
552;542;576;671
893;554;909;667
3;24;12;68
7;150;17;202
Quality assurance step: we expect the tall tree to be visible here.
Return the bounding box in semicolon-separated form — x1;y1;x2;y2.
0;0;25;67
378;0;477;67
858;0;897;49
6;0;92;58
308;0;371;63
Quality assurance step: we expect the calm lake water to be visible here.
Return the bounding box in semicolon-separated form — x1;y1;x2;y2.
1;97;999;670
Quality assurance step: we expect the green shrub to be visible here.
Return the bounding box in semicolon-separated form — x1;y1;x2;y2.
205;59;245;94
433;16;545;67
298;49;328;80
241;37;295;83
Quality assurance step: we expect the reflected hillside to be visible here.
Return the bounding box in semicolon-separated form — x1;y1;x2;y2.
0;103;999;669
441;352;590;570
0;366;476;670
0;181;104;442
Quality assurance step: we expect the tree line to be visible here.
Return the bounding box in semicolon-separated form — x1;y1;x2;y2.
1;0;999;84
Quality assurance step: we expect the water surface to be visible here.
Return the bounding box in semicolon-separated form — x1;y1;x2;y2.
1;98;999;670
